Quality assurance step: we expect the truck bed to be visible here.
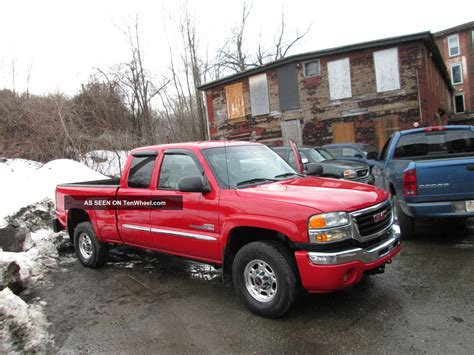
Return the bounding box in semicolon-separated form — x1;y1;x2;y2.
57;178;120;187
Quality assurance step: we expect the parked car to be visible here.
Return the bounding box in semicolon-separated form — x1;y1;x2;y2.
324;143;379;169
272;146;374;184
372;125;474;238
55;141;400;318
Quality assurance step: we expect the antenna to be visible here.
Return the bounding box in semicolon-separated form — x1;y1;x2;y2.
223;135;231;189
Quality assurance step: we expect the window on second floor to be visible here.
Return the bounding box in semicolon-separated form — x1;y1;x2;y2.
451;63;463;85
327;58;352;100
225;82;245;120
304;60;321;77
373;47;400;92
448;34;460;57
249;73;270;117
454;94;465;113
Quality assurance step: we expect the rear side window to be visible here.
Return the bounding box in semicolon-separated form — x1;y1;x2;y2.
128;156;156;188
393;130;474;159
325;147;339;156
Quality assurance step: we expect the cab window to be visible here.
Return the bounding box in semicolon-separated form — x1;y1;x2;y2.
128;156;156;188
158;154;202;190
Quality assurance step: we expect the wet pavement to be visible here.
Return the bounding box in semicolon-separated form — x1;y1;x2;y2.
33;218;474;354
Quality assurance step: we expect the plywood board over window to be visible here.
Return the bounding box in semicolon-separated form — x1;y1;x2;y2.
373;48;400;92
375;116;399;149
332;122;355;143
225;82;245;120
277;64;300;110
328;58;352;100
249;73;270;116
281;120;302;146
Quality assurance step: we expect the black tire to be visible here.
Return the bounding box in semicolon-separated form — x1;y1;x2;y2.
73;221;108;268
392;195;416;239
232;241;297;318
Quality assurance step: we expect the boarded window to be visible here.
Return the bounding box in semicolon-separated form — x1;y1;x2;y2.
448;34;460;57
332;122;355;143
328;58;352;100
373;48;400;92
249;73;270;116
375;116;399;150
225;82;245;120
277;64;300;110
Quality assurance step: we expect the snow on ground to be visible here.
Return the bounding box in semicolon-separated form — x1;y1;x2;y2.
0;157;110;352
0;158;107;224
80;150;129;177
0;288;52;352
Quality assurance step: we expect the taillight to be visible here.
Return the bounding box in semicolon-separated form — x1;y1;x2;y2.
403;169;417;196
424;126;446;132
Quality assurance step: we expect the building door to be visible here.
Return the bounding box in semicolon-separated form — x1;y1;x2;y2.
332;122;355;143
375;116;399;150
281;120;302;146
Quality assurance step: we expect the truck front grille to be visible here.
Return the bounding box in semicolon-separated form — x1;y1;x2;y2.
354;201;392;237
356;169;369;178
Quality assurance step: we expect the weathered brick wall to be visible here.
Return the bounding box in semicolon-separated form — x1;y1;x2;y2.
205;40;451;147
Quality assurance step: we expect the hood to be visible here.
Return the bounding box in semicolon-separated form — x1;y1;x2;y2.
322;159;368;170
236;177;388;213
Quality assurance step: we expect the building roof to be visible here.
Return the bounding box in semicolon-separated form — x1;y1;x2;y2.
433;21;474;38
198;31;452;92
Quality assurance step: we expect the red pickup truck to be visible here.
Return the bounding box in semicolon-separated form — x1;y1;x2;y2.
54;141;400;317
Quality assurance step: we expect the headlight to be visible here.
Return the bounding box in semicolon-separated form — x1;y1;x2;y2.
308;212;352;243
343;169;357;179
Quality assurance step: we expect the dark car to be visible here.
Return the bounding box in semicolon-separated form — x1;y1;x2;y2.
324;143;379;169
272;146;373;184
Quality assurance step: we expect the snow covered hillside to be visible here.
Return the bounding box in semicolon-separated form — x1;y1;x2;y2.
80;150;129;177
0;158;106;223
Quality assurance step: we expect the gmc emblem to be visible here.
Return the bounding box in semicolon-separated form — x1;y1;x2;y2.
373;210;387;223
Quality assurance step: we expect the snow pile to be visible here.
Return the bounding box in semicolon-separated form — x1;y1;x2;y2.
80;150;129;177
0;158;106;223
0;288;52;352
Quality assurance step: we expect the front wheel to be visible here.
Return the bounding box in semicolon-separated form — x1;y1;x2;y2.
392;195;416;239
232;241;297;318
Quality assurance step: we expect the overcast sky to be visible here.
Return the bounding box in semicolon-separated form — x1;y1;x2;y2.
1;0;472;95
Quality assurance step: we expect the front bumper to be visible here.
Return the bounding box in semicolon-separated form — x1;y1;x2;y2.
295;228;401;293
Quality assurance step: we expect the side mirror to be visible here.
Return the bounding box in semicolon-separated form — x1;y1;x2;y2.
301;157;309;164
178;176;210;193
366;151;379;160
305;163;323;176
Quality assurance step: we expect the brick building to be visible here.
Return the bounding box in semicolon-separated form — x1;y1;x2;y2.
434;22;474;124
200;32;453;149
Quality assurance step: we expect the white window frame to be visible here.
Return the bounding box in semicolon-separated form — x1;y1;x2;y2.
453;93;465;113
303;60;321;78
451;63;463;85
447;34;460;57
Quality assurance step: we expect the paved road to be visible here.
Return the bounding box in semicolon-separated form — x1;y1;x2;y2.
32;218;474;354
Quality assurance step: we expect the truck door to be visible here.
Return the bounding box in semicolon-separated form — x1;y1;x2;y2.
149;149;220;263
116;152;157;249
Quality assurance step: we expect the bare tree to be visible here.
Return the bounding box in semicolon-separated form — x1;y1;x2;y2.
216;2;311;75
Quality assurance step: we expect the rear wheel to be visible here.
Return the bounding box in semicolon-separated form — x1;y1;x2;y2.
74;222;108;268
392;195;416;239
232;241;297;318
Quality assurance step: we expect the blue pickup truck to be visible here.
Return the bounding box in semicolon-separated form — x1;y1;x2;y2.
372;125;474;238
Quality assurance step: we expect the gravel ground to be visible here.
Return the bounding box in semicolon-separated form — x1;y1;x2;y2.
31;218;474;354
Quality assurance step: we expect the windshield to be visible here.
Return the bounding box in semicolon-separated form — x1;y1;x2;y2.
305;148;334;162
202;145;297;188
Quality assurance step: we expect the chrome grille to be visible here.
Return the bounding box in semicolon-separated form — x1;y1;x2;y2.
353;201;392;238
356;169;369;178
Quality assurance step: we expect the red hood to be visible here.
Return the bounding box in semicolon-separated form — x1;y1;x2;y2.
235;177;388;213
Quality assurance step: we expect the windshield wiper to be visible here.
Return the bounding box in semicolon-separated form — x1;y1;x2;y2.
236;178;277;188
274;172;302;179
